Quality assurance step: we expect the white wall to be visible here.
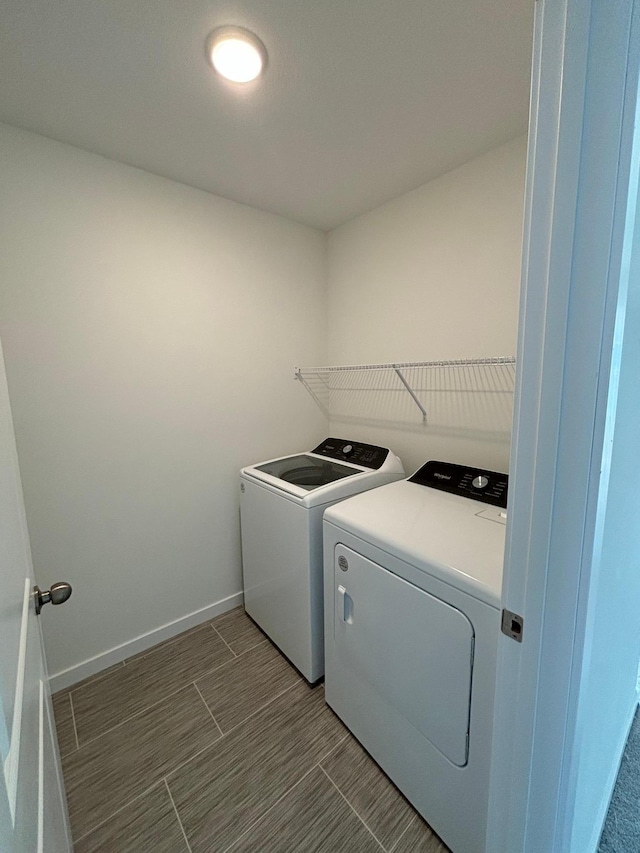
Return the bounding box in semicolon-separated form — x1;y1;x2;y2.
566;148;640;852
326;135;527;474
0;124;327;685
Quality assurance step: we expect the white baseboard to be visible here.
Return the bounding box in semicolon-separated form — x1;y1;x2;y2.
48;591;244;693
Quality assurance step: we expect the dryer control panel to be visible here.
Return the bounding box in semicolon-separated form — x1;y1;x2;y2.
311;438;389;469
409;460;508;508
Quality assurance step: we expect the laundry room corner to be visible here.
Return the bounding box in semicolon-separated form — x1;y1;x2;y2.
325;135;527;474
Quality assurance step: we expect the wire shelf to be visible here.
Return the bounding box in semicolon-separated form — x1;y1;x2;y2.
295;357;516;431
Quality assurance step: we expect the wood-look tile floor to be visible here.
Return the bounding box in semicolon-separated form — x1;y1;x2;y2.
52;607;450;853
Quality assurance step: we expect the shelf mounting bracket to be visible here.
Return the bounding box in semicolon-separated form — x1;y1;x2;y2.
393;366;427;423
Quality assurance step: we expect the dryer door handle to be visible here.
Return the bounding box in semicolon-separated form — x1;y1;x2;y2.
337;585;353;623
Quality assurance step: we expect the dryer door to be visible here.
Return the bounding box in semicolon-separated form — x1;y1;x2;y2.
333;545;474;766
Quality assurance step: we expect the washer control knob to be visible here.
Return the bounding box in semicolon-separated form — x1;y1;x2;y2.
342;444;354;455
472;475;489;489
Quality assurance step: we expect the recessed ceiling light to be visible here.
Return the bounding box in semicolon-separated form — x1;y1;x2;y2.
205;26;267;84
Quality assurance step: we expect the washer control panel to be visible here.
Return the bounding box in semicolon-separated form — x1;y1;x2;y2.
311;438;390;469
409;460;508;508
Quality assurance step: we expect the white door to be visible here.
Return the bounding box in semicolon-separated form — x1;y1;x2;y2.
0;339;72;853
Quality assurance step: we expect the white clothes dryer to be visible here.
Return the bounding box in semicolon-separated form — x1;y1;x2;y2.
323;460;508;853
240;438;404;683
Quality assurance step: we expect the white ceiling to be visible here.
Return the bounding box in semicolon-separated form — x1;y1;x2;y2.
0;0;533;231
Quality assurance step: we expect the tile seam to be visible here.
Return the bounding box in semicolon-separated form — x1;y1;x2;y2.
317;729;350;765
319;765;388;851
320;748;416;852
164;778;193;853
71;778;163;846
71;725;226;846
218;732;351;853
125;625;210;664
70;686;330;844
163;730;234;785
63;661;126;697
193;681;224;738
69;660;125;693
74;660;237;747
210;623;237;657
219;680;303;737
69;617;259;726
233;637;269;657
218;764;320;853
192;636;272;696
388;814;419;853
68;693;80;751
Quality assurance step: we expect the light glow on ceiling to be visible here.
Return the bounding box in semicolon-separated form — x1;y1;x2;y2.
206;26;267;84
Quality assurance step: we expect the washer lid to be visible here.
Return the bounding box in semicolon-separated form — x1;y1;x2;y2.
324;479;506;607
254;454;359;491
241;440;404;507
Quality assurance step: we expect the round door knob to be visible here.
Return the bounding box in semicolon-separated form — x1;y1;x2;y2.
34;582;72;615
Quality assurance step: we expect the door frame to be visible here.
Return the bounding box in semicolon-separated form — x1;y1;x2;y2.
488;0;640;850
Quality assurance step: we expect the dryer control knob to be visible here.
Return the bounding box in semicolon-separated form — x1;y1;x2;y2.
472;475;489;489
342;444;354;455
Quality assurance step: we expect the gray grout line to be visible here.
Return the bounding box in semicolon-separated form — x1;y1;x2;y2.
165;778;193;853
219;765;319;853
59;609;267;698
68;693;80;751
319;737;418;852
124;625;209;665
71;652;247;749
221;680;302;737
319;765;388;851
61;613;256;701
58;620;336;848
210;623;238;657
220;731;351;853
388;814;419;853
60;689;355;852
162;731;231;784
71;726;226;846
56;661;126;700
76;677;307;835
74;682;205;749
235;637;269;657
163;682;309;788
72;779;163;846
317;730;350;765
193;681;224;738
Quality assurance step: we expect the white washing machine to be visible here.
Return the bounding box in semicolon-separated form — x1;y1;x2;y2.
240;438;404;683
323;460;508;853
